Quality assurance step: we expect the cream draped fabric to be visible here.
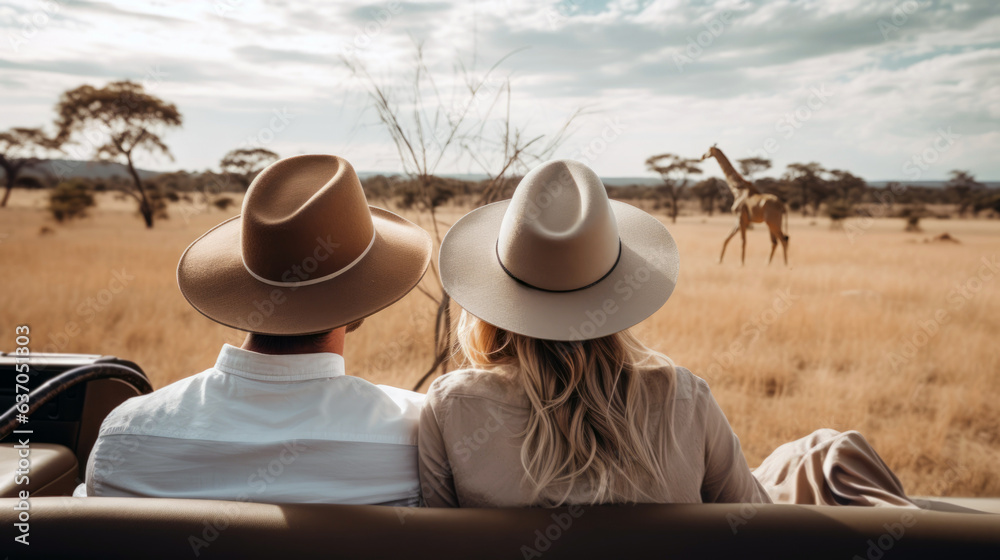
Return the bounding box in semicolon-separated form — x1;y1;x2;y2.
752;428;915;507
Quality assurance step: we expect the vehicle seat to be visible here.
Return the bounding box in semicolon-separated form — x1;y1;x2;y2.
0;443;78;497
2;497;998;559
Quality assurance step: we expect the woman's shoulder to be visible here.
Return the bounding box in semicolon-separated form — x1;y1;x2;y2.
426;367;528;408
425;363;713;407
639;364;709;402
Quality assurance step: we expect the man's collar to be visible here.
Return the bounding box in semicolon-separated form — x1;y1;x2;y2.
214;344;346;381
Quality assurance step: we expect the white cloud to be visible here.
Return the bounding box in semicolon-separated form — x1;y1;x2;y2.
0;0;996;180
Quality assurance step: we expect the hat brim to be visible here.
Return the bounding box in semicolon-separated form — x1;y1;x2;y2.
439;200;679;341
177;207;432;335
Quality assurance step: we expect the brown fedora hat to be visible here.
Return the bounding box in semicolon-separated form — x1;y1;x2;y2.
439;159;679;341
177;154;431;335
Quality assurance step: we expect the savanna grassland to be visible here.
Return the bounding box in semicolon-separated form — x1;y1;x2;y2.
1;191;998;497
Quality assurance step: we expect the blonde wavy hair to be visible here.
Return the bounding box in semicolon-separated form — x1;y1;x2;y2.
456;310;676;506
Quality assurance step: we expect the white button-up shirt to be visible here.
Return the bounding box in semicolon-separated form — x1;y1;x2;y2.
80;344;425;506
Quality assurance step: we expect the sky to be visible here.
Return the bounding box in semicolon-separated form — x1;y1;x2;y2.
1;0;998;181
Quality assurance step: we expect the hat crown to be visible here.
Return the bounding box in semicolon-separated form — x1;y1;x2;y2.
241;155;375;284
497;160;620;291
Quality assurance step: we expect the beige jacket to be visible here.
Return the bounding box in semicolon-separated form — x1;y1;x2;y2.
418;365;771;507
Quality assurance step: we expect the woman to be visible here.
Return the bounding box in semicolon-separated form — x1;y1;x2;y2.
418;159;912;509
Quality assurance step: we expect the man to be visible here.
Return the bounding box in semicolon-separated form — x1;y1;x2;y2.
79;154;432;505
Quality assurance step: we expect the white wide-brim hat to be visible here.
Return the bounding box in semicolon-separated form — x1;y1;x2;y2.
439;159;679;341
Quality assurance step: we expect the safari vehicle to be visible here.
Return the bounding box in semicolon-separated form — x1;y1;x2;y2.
2;352;998;559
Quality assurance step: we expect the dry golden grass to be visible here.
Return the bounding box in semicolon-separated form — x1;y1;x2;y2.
1;190;998;497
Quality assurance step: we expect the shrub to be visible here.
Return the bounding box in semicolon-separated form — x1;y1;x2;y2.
826;200;853;224
899;204;928;232
48;181;95;223
973;192;1000;216
212;196;236;211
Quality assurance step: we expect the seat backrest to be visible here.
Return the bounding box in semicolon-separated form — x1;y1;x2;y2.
0;444;77;497
3;497;998;559
0;354;150;480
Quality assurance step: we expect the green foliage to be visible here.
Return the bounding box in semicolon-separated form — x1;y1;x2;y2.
645;153;702;223
48;181;95;222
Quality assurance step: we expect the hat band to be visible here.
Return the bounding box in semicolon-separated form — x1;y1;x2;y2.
495;240;622;294
242;230;377;288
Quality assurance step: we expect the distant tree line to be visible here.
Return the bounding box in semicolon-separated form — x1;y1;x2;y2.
5;81;998;228
632;154;1000;222
355;165;1000;222
15;159;1000;227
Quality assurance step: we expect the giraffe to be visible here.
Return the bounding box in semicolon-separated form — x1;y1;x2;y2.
701;145;789;266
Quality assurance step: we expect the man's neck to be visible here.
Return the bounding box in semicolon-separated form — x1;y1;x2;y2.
241;327;346;356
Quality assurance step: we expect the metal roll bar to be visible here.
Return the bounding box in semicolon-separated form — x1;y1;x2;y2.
0;363;152;439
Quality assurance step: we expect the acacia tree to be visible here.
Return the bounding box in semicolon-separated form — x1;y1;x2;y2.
945;170;983;217
828;169;866;204
0;127;57;207
784;162;826;216
693;176;727;216
55;80;182;228
220;147;279;190
645;153;702;223
736;157;771;182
